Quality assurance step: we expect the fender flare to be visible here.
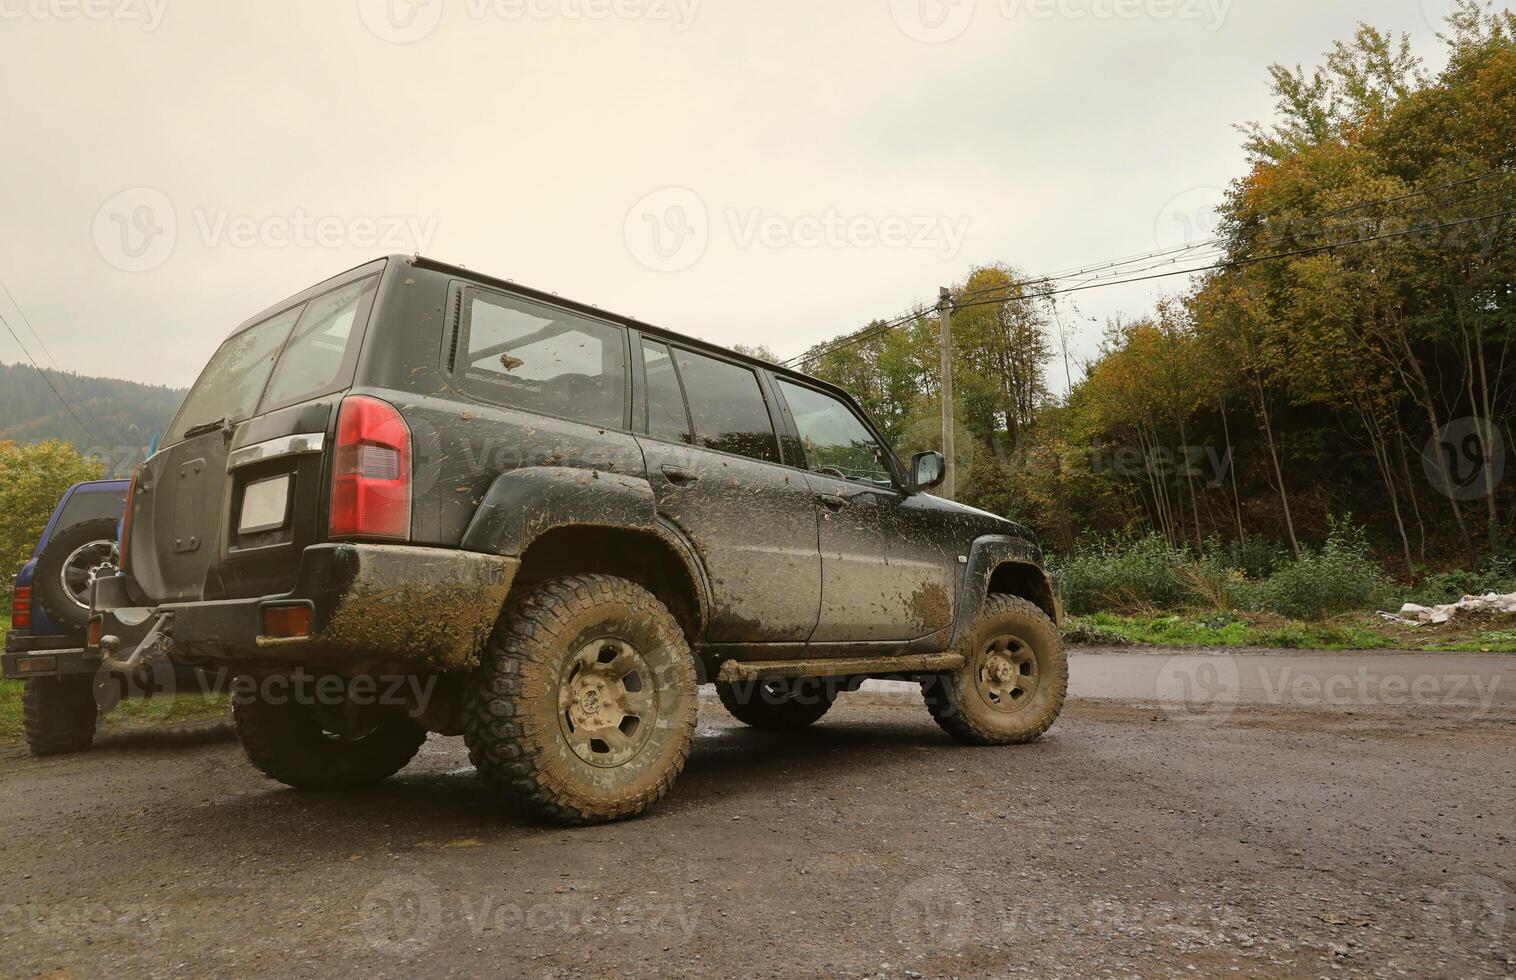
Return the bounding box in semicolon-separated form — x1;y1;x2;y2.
460;466;657;557
949;535;1060;649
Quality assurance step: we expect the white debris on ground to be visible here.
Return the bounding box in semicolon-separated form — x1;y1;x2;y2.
1379;592;1516;626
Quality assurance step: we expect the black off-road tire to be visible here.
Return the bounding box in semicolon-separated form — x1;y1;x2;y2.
232;689;426;790
716;677;836;730
34;517;120;630
464;574;697;825
922;594;1068;746
22;676;99;756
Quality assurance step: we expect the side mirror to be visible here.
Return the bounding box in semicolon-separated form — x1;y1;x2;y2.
910;451;946;493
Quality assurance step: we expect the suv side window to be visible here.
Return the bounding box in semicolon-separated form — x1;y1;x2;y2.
776;380;895;487
669;347;780;464
642;340;693;444
456;289;628;429
260;276;379;410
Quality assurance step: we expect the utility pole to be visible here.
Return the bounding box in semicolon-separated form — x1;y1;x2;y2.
937;286;955;500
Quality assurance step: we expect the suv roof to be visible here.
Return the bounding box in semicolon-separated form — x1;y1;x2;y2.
225;254;859;409
407;255;853;398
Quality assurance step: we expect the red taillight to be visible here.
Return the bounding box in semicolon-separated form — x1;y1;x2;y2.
11;586;32;630
119;467;140;573
330;395;412;540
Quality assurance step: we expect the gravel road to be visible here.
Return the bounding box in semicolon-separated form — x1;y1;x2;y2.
1;650;1512;978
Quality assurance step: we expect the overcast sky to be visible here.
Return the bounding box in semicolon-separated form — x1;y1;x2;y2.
0;0;1485;396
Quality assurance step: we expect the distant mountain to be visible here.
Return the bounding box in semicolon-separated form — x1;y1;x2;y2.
0;362;185;476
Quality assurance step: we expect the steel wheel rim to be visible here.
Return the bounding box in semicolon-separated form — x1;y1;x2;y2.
974;632;1040;713
60;539;118;611
558;637;659;768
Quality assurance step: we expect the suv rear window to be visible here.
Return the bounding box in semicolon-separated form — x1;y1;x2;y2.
163;305;303;445
456;290;628;430
50;489;126;540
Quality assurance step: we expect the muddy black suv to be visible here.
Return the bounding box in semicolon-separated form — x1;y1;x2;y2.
91;255;1066;824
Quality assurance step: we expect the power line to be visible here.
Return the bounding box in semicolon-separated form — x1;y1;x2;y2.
787;203;1516;367
786;167;1516;369
949;206;1516;315
0;307;103;447
0;275;96;428
939;166;1516;311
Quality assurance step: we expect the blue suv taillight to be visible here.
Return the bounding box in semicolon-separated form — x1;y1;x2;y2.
11;586;31;630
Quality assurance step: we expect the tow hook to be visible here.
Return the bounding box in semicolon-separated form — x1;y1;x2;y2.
100;613;174;677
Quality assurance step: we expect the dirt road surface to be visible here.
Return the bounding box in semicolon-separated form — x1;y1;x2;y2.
1;650;1512;978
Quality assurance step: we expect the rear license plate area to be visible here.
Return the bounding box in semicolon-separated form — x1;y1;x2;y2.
239;474;291;535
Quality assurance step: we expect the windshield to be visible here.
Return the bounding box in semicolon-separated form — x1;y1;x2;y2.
163;306;302;446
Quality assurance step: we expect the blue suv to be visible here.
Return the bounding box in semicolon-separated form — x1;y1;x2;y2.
5;480;127;754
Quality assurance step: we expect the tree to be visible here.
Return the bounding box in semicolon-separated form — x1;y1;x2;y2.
0;440;106;602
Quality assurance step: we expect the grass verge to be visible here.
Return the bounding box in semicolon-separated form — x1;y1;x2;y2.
1064;610;1516;653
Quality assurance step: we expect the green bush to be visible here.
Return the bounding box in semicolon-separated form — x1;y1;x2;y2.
1258;522;1392;621
1053;521;1392;621
1052;534;1193;615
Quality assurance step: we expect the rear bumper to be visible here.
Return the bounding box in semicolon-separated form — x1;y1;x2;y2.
3;632;100;680
93;544;519;674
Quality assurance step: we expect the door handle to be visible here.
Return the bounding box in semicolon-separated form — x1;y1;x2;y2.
817;493;847;512
661;464;700;486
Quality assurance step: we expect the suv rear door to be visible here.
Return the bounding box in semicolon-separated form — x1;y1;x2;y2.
632;339;821;644
126;269;381;605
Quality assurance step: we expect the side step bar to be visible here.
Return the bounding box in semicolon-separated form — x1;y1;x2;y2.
716;652;964;684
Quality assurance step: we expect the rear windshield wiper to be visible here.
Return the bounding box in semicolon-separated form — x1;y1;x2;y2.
181;417;230;439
